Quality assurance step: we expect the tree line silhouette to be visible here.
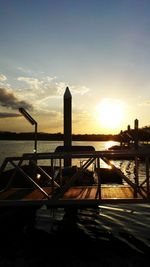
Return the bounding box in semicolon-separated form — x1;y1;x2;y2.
0;126;150;142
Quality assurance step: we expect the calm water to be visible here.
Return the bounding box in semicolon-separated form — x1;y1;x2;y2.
0;140;148;183
0;140;150;252
0;140;110;161
0;140;113;169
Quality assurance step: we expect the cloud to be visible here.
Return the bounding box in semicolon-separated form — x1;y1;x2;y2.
40;109;61;118
17;77;43;90
0;112;21;118
70;85;90;95
17;76;61;101
0;75;91;117
73;110;91;124
139;100;150;106
17;76;90;99
0;88;33;110
0;74;7;81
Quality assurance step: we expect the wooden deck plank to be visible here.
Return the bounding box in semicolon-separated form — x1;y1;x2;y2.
0;188;33;200
0;185;145;203
63;187;83;199
22;188;51;200
0;188;19;199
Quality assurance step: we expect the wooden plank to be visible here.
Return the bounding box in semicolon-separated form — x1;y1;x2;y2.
63;187;83;199
0;188;19;199
0;185;148;204
23;188;52;200
0;188;35;200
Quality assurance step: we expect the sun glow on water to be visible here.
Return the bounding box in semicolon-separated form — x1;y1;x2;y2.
104;141;118;150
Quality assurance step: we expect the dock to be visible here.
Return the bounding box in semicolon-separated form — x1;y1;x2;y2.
0;185;148;207
1;89;148;208
0;149;150;207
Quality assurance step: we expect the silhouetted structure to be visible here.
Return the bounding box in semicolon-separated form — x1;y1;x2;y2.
64;87;72;166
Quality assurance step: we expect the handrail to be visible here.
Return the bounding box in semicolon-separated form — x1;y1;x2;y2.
30;160;60;188
0;149;150;201
10;160;50;199
0;148;148;161
52;157;96;199
101;156;146;199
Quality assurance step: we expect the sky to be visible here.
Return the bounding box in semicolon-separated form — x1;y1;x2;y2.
0;0;150;134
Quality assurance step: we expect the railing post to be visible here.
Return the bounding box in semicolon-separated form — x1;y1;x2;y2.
51;159;54;194
34;123;37;154
92;160;96;172
97;157;101;199
145;157;150;199
134;119;139;150
134;156;139;198
59;158;63;186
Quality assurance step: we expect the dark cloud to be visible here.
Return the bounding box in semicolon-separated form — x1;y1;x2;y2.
0;88;33;110
0;112;21;118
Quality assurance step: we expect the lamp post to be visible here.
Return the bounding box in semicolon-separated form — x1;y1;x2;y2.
19;108;37;153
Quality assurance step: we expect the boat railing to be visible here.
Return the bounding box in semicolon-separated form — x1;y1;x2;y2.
0;150;150;201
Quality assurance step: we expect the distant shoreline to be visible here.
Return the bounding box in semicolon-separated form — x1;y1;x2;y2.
0;132;119;142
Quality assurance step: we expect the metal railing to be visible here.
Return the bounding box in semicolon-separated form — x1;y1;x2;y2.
0;149;150;201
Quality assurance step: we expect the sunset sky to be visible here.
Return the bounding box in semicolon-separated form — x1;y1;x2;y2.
0;0;150;134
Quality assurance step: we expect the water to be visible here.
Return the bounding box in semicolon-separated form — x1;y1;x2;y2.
0;139;109;160
0;140;150;252
0;140;148;183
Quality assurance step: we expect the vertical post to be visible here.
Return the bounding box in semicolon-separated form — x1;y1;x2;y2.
18;108;38;177
18;107;38;154
134;156;139;198
64;87;72;167
134;119;139;150
34;123;37;154
59;158;63;185
120;130;123;147
127;125;130;148
51;159;54;194
146;157;150;199
97;157;101;199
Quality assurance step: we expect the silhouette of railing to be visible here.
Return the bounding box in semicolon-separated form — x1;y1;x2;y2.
0;149;150;203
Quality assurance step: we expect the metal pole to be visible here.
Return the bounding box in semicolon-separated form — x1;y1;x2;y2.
51;159;54;194
120;130;123;147
18;108;38;154
146;157;150;199
134;156;139;198
134;119;139;150
34;123;37;154
97;157;101;199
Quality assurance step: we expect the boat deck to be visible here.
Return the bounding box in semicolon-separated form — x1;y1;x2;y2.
0;185;148;207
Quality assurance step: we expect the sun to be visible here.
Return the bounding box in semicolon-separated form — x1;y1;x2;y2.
95;98;124;130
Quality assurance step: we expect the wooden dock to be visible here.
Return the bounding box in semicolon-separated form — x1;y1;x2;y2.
0;150;150;207
0;185;148;207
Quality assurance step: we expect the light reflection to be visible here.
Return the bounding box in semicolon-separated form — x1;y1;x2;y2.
37;173;41;179
107;165;112;169
105;141;118;150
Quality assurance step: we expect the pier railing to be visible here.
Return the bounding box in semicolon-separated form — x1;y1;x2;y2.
0;149;150;202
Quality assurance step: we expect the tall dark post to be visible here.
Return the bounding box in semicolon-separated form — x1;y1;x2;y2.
127;125;131;148
120;130;123;147
64;87;72;166
134;119;139;150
